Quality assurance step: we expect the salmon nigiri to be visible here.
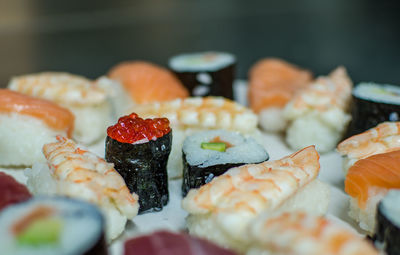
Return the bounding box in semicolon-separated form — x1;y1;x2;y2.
0;89;74;166
108;61;189;104
344;149;400;233
248;58;312;132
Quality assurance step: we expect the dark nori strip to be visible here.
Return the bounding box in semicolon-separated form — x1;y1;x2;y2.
182;152;266;197
171;63;235;99
373;202;400;255
346;94;400;137
84;233;108;255
105;131;172;214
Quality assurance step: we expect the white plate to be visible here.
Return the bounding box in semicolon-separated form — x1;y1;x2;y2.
0;82;362;254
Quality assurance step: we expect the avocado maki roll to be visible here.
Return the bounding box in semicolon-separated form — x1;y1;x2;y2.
0;196;107;255
348;83;400;136
182;130;269;196
373;189;400;255
105;113;172;214
169;51;236;99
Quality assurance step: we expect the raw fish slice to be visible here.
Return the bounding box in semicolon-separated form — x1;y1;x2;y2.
124;231;237;255
248;58;312;112
345;149;400;209
0;172;31;211
108;61;189;103
0;89;74;137
8;72;106;106
131;96;258;133
247;212;378;255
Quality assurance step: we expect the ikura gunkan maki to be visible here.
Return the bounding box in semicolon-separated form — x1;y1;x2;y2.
0;196;107;255
373;189;400;255
182;130;269;196
348;83;400;136
105;113;172;214
169;51;236;99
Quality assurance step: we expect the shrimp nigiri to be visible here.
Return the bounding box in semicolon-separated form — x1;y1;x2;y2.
337;121;400;174
247;212;378;255
182;146;330;252
8;72;111;145
25;136;139;241
284;67;352;153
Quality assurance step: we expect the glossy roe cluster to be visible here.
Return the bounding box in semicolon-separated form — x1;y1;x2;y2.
107;113;171;144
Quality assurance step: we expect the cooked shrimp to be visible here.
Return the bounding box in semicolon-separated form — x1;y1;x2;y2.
247;212;378;255
337;121;400;160
131;96;258;133
283;67;353;153
8;72;106;106
42;136;139;219
182;146;326;252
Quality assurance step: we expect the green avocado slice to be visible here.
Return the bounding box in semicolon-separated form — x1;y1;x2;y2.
201;142;226;152
17;217;63;246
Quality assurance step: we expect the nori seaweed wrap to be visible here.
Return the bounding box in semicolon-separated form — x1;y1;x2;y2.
373;189;400;255
105;113;172;214
169;52;236;99
0;196;108;255
182;130;269;196
347;83;400;137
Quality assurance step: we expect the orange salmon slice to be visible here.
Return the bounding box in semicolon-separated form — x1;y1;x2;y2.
108;61;189;104
0;89;74;137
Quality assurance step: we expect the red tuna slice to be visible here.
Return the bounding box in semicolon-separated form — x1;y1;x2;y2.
0;172;32;211
124;231;237;255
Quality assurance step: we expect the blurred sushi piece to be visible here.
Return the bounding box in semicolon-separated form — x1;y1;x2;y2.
283;67;353;153
348;82;400;137
373;189;400;255
247;212;378;255
0;172;31;211
105;113;171;214
182;146;330;252
25;136;139;241
130;96;259;178
344;149;400;233
337;121;400;174
182;130;269;196
0;89;74;166
124;230;237;255
8;72;111;145
169;51;236;99
0;196;108;255
108;61;189;105
248;58;312;132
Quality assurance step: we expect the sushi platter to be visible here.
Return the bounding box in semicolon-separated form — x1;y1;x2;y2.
1;53;399;254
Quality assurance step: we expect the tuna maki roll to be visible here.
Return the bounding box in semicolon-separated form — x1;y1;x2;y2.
348;82;400;136
182;130;269;196
169;51;236;99
105;113;172;214
0;196;107;255
373;189;400;255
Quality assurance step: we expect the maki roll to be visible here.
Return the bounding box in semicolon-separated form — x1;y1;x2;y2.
106;113;172;214
0;196;107;255
182;130;269;196
348;82;400;136
373;189;400;255
169;52;236;99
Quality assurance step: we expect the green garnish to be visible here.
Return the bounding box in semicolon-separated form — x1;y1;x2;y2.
17;218;63;246
201;142;226;152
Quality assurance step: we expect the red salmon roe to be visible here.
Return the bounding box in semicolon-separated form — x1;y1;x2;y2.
107;113;171;144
